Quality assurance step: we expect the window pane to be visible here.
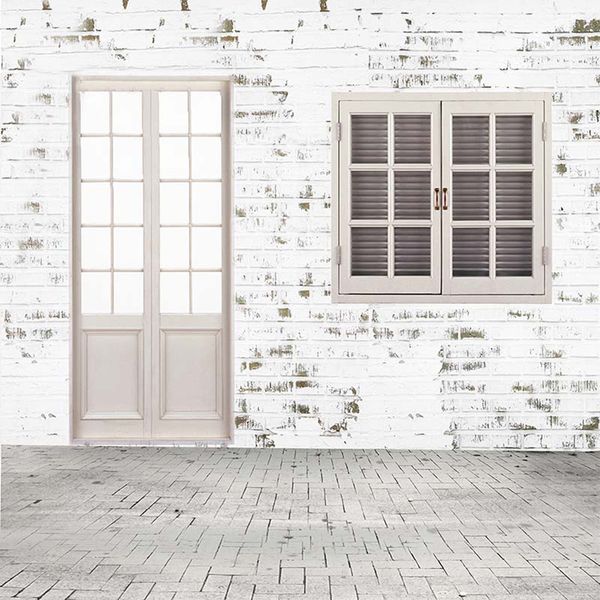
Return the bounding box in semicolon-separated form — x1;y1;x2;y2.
496;115;532;164
81;137;110;180
452;172;489;221
394;114;430;164
351;171;388;220
80;92;109;135
81;227;111;270
191;92;221;134
191;137;221;179
192;272;222;313
191;227;221;269
113;182;143;225
351;114;387;164
452;116;489;164
81;272;111;313
161;272;189;313
160;138;189;179
113;137;143;180
192;182;221;225
496;228;532;277
160;182;189;225
113;227;143;270
394;171;430;220
81;182;111;225
351;227;387;276
112;92;142;135
496;172;532;220
160;227;189;269
453;228;489;277
114;272;143;314
159;91;188;134
394;227;430;276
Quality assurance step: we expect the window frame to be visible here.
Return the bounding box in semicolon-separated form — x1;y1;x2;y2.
331;91;552;304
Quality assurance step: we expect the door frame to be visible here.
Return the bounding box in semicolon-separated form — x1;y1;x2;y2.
70;74;234;444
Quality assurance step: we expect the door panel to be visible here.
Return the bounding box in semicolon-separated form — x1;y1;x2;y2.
338;100;441;295
73;78;231;442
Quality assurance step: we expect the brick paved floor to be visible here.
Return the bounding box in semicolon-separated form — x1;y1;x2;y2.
0;447;599;600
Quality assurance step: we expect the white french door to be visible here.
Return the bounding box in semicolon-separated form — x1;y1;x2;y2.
72;77;232;441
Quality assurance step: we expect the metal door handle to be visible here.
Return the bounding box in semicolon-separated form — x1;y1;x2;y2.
442;187;448;210
434;187;440;210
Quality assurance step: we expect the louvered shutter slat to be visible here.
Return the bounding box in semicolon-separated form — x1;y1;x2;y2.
496;115;532;163
351;227;387;276
496;171;532;220
496;228;532;276
394;115;430;163
351;172;388;220
351;115;388;163
395;228;430;275
452;116;489;164
452;172;489;221
394;171;430;220
453;228;489;276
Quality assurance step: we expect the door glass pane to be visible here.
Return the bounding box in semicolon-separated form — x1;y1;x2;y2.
81;182;111;225
161;272;189;313
81;227;111;270
496;228;532;277
496;172;532;220
453;228;489;277
80;92;109;135
394;114;430;164
113;227;143;270
452;172;489;221
160;138;189;179
160;182;189;225
114;272;143;313
112;92;142;135
192;182;222;224
113;137;143;180
351;227;387;276
394;227;430;276
160;227;189;269
192;272;222;313
452;116;489;164
159;91;188;134
191;138;221;179
351;115;387;164
351;171;388;220
113;182;143;225
191;227;221;269
191;92;221;134
81;137;110;179
496;115;532;164
394;171;430;220
81;272;111;313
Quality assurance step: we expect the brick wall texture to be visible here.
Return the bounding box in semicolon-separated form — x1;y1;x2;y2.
1;0;599;449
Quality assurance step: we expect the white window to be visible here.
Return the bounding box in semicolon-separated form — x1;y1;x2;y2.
331;92;552;303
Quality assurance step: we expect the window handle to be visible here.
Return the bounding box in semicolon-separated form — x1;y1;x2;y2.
442;187;449;210
433;187;440;210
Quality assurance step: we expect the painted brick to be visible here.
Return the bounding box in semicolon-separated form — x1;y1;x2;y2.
1;0;599;449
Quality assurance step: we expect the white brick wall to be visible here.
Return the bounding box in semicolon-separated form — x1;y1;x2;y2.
1;0;599;449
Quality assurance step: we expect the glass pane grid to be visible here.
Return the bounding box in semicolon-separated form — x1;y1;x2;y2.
79;91;144;315
158;90;223;314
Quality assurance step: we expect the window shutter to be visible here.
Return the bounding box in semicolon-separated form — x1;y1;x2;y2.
337;100;441;295
442;100;545;296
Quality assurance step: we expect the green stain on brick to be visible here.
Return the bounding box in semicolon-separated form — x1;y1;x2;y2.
296;380;316;389
278;307;292;318
82;18;95;31
248;361;262;371
298;290;310;299
555;163;567;175
221;19;234;32
579;416;599;430
299;201;310;211
513;382;535;393
573;19;600;33
344;400;360;414
510;423;537;430
460;327;486;339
